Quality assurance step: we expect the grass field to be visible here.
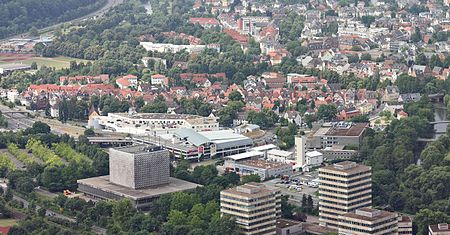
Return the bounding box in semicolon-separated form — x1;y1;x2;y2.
0;53;91;70
0;219;17;227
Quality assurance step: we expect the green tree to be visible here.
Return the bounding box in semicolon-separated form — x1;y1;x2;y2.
317;104;337;121
241;174;261;184
228;91;243;102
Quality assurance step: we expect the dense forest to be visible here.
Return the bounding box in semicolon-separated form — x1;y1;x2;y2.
0;0;107;39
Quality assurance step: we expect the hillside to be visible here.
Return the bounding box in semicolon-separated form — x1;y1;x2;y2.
0;0;107;39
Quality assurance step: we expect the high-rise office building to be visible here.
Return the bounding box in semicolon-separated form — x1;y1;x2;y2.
318;161;372;229
338;208;398;235
220;183;281;235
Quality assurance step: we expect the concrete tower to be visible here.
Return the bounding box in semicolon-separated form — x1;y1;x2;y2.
295;135;306;167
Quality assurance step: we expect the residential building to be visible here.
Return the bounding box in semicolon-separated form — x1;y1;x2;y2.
338;208;398;235
429;223;450;235
319;161;372;229
77;145;200;210
220;183;281;235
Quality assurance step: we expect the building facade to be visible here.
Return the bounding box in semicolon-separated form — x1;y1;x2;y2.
398;216;413;235
220;183;281;235
319;161;372;229
338;208;398;235
109;145;170;189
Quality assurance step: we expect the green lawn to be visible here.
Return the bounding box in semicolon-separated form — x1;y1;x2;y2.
0;56;91;69
22;56;91;69
0;219;17;227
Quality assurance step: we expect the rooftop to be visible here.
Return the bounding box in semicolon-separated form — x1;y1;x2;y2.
267;149;293;157
325;122;368;136
111;144;162;154
221;183;277;198
276;219;301;229
224;151;264;161
429;223;450;232
251;144;278;152
109;112;206;120
319;161;371;175
0;63;31;70
238;159;290;169
77;175;200;200
340;208;397;222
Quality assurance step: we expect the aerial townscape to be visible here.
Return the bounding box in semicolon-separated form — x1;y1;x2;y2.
0;0;449;234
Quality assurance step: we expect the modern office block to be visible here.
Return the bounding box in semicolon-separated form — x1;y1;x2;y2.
220;183;281;235
338;208;398;235
319;161;372;229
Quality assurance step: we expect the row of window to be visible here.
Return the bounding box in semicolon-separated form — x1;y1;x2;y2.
319;192;372;202
320;181;371;190
319;185;371;196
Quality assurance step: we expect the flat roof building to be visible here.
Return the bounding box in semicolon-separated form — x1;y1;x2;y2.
77;145;200;210
221;183;281;235
275;219;302;235
429;223;450;235
142;128;253;160
306;122;367;149
234;159;293;180
90;112;219;135
338;208;398;235
319;161;372;229
0;63;32;75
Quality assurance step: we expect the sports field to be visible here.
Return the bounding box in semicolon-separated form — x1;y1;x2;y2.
0;53;90;69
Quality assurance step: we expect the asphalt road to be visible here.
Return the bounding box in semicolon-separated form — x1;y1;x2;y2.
0;105;35;131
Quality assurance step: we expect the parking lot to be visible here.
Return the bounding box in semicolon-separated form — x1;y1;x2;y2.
262;171;319;206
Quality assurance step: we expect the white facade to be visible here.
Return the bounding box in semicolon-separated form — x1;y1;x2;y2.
295;136;306;166
267;149;295;164
140;42;206;54
305;151;323;167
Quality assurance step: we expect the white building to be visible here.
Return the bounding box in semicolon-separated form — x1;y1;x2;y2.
89;112;219;135
295;136;324;171
267;149;295;164
140;42;206;54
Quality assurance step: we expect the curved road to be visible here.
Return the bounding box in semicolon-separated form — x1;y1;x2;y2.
1;0;124;42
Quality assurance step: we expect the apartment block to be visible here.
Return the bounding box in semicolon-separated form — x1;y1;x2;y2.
220;183;281;235
319;161;372;229
338;208;398;235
